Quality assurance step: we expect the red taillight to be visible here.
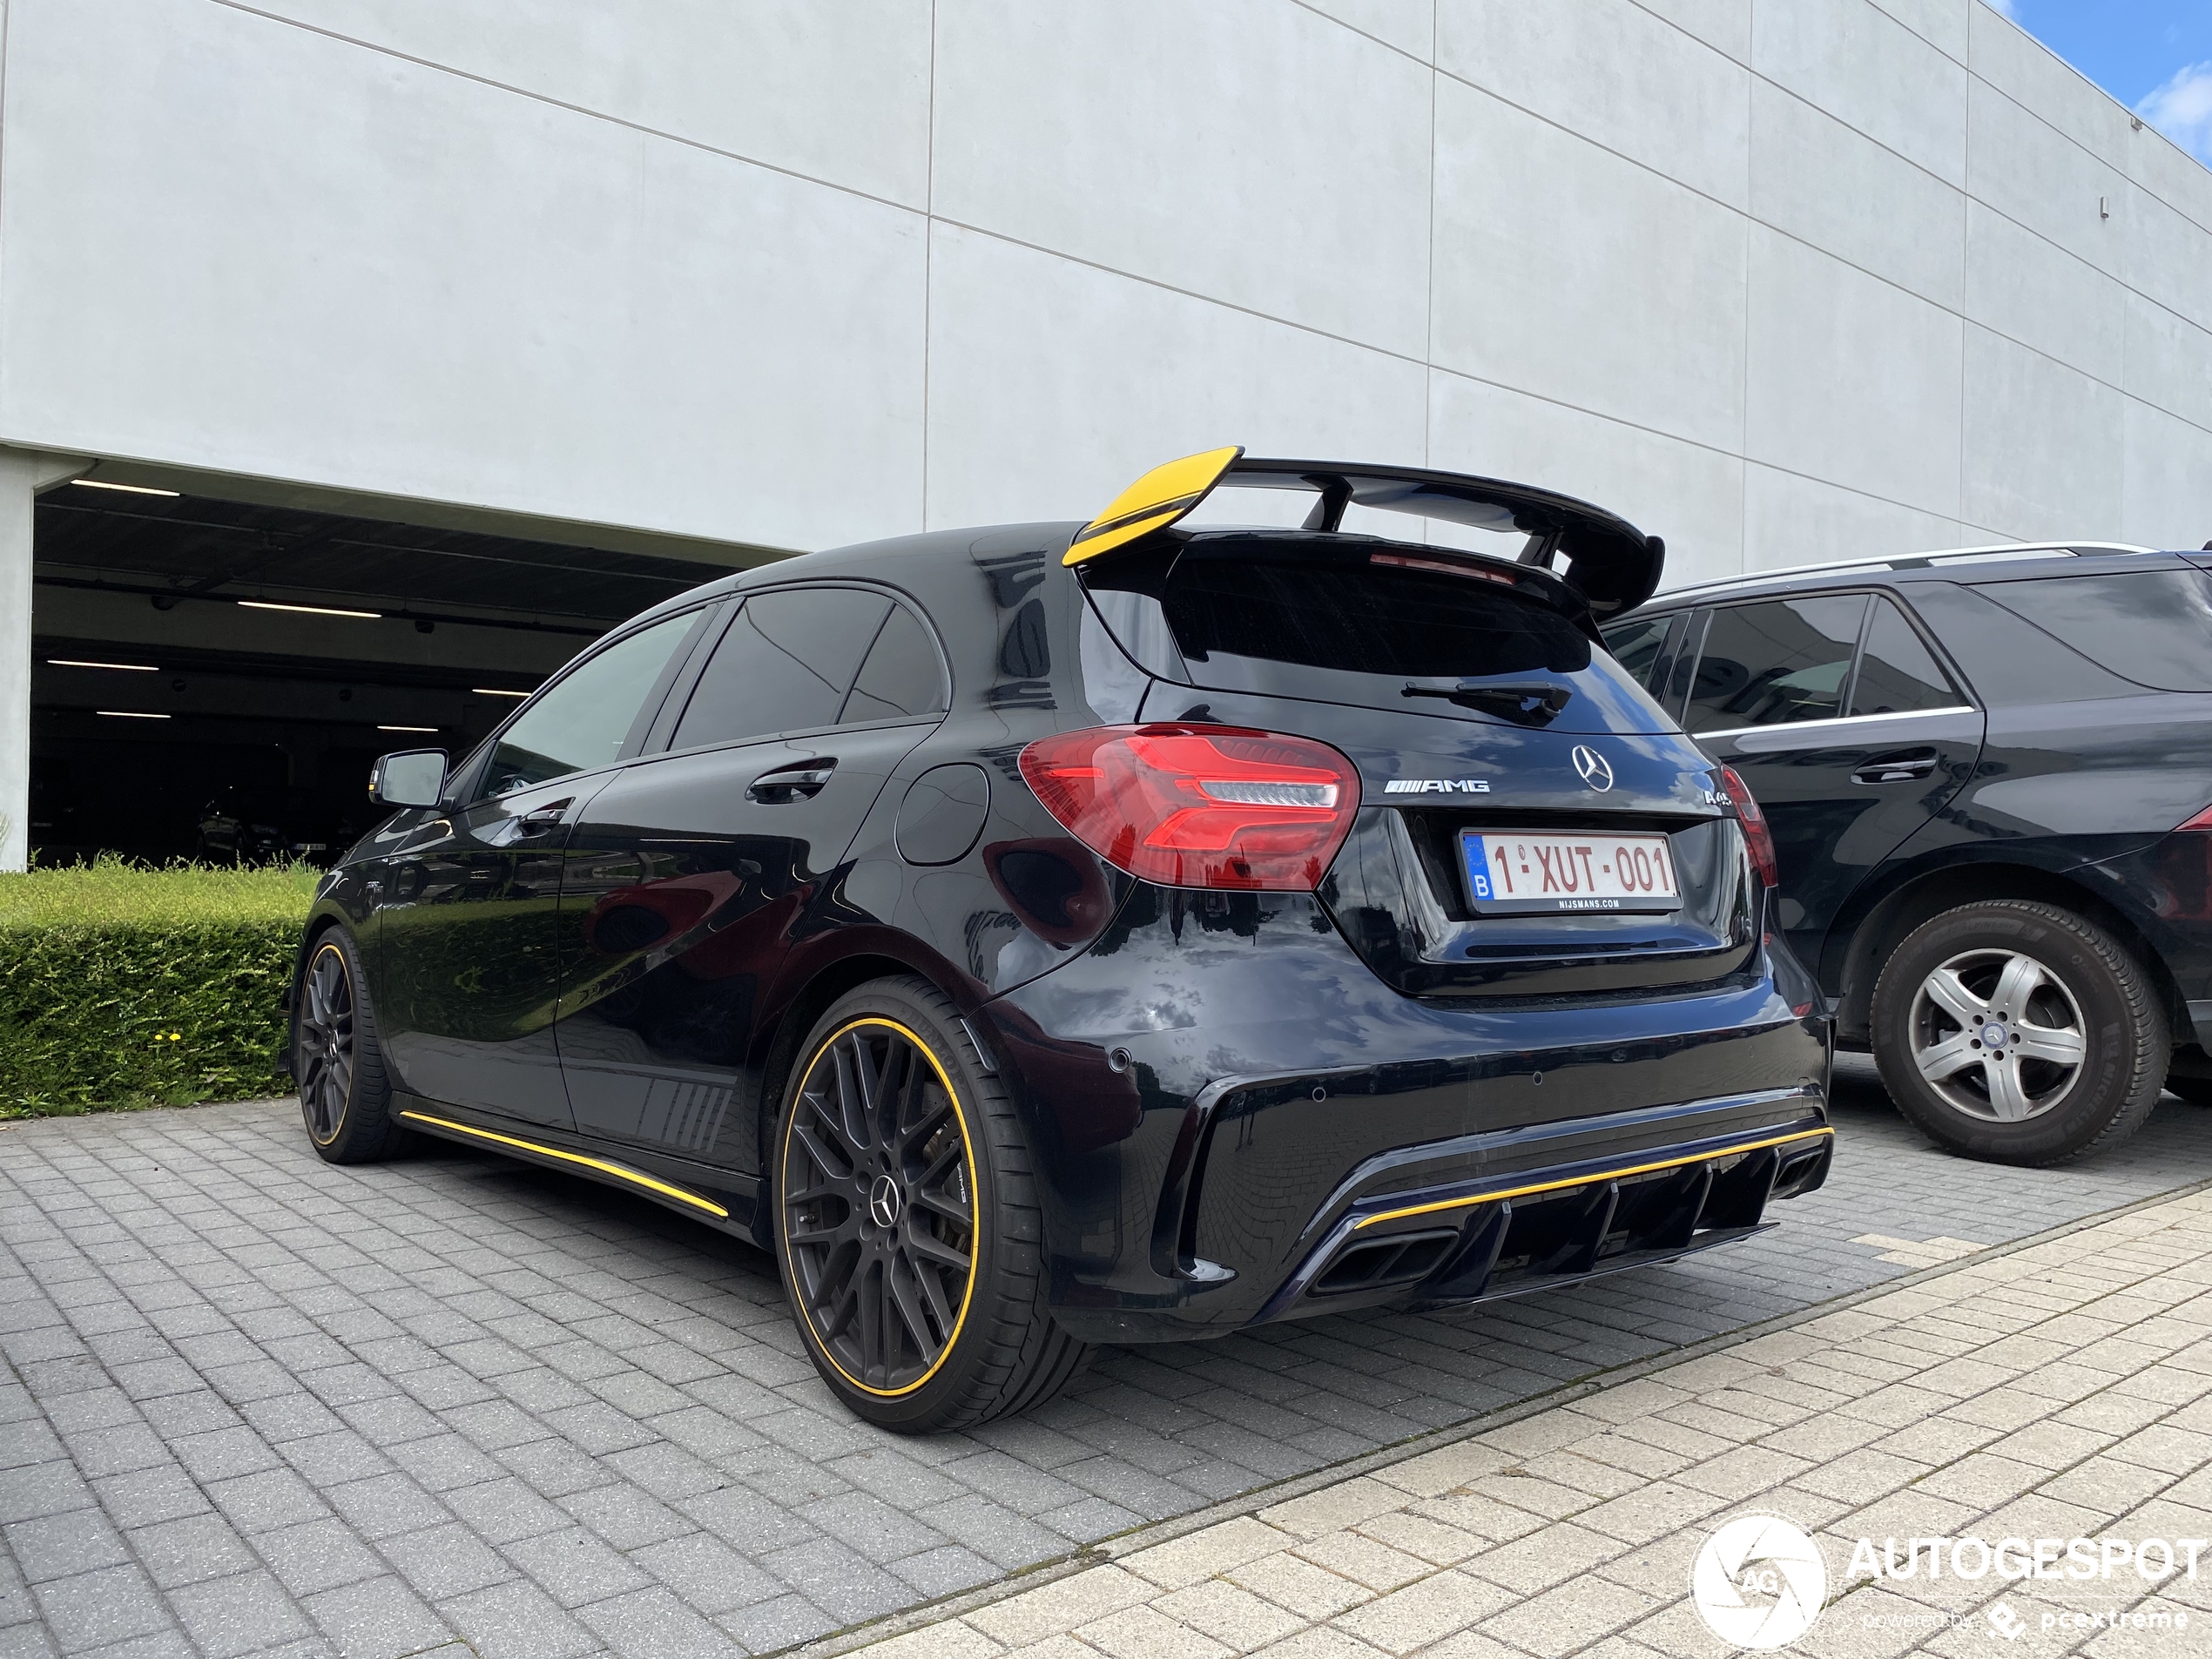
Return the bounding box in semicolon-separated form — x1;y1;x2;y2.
1718;765;1778;889
1018;724;1360;891
2177;804;2212;832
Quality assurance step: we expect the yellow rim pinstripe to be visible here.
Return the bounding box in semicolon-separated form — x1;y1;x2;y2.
396;1110;731;1218
1352;1127;1834;1230
781;1016;981;1399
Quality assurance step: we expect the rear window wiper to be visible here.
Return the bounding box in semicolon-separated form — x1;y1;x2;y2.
1402;680;1573;727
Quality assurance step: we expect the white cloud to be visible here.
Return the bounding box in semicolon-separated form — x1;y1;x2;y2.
1980;0;2019;18
2138;62;2212;167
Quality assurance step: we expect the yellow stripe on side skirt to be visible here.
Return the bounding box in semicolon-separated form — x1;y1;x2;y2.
397;1110;730;1218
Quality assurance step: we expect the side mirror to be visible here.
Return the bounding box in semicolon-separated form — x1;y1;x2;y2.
369;749;448;809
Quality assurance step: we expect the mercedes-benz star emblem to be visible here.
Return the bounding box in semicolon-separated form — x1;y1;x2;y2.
867;1174;903;1229
1571;745;1615;792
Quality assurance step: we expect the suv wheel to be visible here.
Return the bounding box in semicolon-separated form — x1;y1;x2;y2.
294;929;410;1163
1871;900;2166;1165
773;977;1090;1432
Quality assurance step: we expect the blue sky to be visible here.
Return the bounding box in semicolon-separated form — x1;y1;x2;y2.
1990;0;2212;163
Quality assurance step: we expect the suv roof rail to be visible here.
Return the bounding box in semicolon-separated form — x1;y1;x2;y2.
1657;540;2160;601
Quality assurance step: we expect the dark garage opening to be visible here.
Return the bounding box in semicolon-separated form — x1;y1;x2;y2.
31;480;745;864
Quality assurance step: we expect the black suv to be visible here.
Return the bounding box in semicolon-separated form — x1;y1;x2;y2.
290;449;1830;1432
1602;543;2212;1168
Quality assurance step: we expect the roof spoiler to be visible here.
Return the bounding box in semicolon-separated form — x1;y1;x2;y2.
1065;448;1665;618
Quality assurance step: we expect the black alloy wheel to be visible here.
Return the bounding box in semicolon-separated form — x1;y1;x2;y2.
298;941;357;1144
782;1018;978;1395
773;977;1091;1431
293;929;408;1164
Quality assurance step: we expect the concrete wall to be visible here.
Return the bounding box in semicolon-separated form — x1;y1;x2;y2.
3;0;2209;589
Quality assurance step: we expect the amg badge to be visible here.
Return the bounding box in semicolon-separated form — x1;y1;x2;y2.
1384;779;1491;794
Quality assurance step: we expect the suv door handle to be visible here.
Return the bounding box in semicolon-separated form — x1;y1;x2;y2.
517;799;574;833
747;759;836;803
1851;750;1938;786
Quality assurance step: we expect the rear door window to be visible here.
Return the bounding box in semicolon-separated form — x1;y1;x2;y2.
1684;596;1868;734
842;604;948;723
1974;570;2212;693
1599;612;1679;691
671;587;949;749
1850;598;1961;716
1145;541;1671;733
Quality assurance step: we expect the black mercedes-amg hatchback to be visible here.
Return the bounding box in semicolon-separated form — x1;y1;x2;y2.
287;448;1831;1432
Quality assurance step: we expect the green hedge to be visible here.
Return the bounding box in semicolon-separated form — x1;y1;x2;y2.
0;858;320;1116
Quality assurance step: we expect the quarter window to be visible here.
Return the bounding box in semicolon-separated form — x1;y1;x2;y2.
1850;599;1959;716
478;611;703;799
1976;570;2212;694
1684;596;1868;733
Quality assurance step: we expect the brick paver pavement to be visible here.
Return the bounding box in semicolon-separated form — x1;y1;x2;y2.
3;1065;2209;1656
847;1189;2212;1659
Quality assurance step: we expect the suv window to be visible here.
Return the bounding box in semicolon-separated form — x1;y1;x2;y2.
1975;570;2212;694
1685;596;1868;733
478;611;704;799
1599;613;1676;691
672;587;943;749
1850;598;1959;716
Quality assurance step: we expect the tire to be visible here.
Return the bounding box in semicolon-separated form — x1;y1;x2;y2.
772;976;1091;1433
293;928;410;1163
1871;900;2166;1166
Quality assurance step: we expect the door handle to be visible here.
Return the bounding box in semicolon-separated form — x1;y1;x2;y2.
1851;750;1938;786
517;798;574;833
747;759;836;803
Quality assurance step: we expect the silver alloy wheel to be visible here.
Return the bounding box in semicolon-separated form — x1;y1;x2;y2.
1908;947;2087;1122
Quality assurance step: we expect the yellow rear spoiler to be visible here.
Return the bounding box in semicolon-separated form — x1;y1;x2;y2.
1062;448;1666;617
1063;447;1244;565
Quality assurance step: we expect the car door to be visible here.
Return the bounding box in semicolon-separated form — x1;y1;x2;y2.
368;607;713;1128
1681;592;1984;967
553;585;948;1164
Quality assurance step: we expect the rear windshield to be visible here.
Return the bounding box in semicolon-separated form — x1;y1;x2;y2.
1136;543;1675;733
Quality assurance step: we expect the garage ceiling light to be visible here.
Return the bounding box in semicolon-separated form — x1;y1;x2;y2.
473;687;530;698
97;710;170;719
238;599;383;619
49;658;158;671
377;724;438;732
71;479;181;497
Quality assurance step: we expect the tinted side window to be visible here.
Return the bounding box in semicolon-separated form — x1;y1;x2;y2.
1600;613;1676;691
842;604;946;724
671;587;890;749
478;612;703;799
1976;570;2212;693
1850;598;1959;716
1685;596;1869;733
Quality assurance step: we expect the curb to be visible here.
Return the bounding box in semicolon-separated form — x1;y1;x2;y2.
786;1171;2212;1658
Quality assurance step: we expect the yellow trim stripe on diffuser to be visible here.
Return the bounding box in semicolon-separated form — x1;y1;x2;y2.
397;1110;730;1218
1352;1127;1834;1230
1064;446;1244;564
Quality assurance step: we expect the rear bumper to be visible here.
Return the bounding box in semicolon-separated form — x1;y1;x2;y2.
1253;1105;1830;1326
976;888;1831;1343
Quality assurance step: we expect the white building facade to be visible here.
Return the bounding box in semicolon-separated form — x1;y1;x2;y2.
3;0;2209;868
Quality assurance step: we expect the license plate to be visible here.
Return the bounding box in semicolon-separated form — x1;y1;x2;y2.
1460;830;1681;914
